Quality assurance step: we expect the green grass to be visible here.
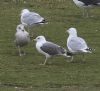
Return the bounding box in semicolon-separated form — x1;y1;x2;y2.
0;0;100;91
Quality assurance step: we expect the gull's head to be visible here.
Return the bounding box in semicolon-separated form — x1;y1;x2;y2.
34;36;46;42
16;24;25;32
67;27;77;36
21;9;30;15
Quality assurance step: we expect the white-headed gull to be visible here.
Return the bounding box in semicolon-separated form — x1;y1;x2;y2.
34;36;70;65
66;27;92;61
21;9;47;32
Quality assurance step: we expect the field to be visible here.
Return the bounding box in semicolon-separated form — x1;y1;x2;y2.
0;0;100;91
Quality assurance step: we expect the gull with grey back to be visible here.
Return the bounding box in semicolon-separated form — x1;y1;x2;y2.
66;27;92;62
15;24;30;56
73;0;100;17
34;36;70;65
21;9;47;33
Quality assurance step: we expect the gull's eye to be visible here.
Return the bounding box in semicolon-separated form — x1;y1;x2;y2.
37;37;40;40
18;27;21;30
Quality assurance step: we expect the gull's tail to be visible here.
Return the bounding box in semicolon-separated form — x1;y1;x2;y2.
59;47;71;57
66;51;73;57
38;19;48;25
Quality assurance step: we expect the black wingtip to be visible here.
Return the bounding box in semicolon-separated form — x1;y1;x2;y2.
86;47;94;51
42;19;46;23
67;51;73;56
41;19;48;24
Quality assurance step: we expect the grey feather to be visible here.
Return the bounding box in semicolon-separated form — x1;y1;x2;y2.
21;12;44;26
40;42;66;56
67;37;88;52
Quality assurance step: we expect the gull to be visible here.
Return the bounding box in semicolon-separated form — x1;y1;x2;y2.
15;24;30;56
20;9;47;32
73;0;100;17
66;27;92;62
34;36;70;65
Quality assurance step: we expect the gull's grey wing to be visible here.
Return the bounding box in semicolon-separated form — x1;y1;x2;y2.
40;42;66;56
21;12;44;26
67;37;88;51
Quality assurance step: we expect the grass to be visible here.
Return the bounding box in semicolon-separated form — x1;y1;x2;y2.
0;0;100;91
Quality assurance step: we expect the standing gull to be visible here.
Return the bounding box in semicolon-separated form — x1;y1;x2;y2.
15;24;30;56
66;27;92;62
34;36;70;65
21;9;47;32
73;0;100;17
